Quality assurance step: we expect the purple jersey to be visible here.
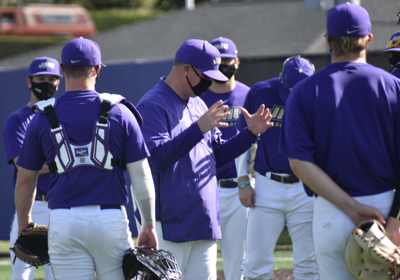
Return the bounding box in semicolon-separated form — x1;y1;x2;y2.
4;105;50;195
280;62;400;197
136;78;257;242
200;81;249;180
237;78;293;175
17;90;149;209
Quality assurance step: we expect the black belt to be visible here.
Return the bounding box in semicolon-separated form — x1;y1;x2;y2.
54;205;121;210
270;173;299;184
218;180;238;188
35;194;48;202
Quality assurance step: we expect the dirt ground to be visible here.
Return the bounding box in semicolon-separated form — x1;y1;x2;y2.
217;269;295;280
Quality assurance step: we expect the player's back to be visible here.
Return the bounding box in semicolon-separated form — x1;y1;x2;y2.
288;62;400;196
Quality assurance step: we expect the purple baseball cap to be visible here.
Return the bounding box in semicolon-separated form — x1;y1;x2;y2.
61;37;106;67
383;31;400;53
279;56;314;104
209;37;238;58
175;39;228;81
326;3;371;37
28;57;63;78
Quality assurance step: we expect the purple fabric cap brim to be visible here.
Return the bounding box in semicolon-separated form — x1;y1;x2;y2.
29;71;63;78
220;53;237;58
201;68;229;81
382;48;400;53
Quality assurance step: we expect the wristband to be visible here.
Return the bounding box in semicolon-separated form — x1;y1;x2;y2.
238;181;251;189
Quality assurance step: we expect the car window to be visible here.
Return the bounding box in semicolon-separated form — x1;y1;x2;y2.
0;13;14;24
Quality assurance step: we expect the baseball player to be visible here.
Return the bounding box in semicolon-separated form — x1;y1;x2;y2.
14;37;158;280
279;3;400;279
236;56;318;280
382;31;400;79
199;37;249;280
135;39;273;280
4;57;62;280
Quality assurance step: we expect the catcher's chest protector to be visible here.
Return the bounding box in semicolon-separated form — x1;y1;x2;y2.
34;94;142;174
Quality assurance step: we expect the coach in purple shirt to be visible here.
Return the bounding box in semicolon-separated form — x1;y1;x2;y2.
136;39;273;280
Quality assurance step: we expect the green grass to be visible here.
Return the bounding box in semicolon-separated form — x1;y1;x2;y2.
0;239;293;279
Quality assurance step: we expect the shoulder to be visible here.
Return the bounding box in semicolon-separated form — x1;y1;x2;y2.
249;77;279;96
5;106;32;127
235;81;251;91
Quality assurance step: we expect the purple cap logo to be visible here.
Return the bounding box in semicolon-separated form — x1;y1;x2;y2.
210;37;238;58
28;57;63;78
175;39;228;82
279;56;315;104
326;3;371;37
62;37;106;67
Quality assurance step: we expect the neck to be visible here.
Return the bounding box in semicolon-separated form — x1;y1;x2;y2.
27;92;40;107
209;77;236;94
331;49;367;64
65;77;96;92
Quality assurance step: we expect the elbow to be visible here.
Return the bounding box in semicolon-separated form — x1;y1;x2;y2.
289;158;302;177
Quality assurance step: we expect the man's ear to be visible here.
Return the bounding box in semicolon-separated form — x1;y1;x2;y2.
26;77;32;90
234;58;240;70
60;64;65;75
183;64;191;76
55;79;60;90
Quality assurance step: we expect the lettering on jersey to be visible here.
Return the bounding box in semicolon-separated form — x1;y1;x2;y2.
214;43;229;50
222;106;241;121
38;62;55;69
75;147;89;157
270;105;285;127
213;58;221;65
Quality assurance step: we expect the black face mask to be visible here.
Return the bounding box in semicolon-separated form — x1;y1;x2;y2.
213;64;236;84
186;66;212;96
30;79;57;101
389;54;400;66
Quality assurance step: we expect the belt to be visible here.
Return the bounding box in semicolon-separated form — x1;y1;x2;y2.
270;173;299;184
54;205;121;210
35;194;48;202
218;179;238;188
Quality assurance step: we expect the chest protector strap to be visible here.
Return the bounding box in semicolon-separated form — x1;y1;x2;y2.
35;94;139;175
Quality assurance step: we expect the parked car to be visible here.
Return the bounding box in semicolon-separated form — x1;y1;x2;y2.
0;4;96;37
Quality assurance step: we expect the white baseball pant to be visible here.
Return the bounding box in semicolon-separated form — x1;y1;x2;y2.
241;172;318;280
48;205;134;280
218;183;248;280
156;221;217;280
10;200;54;280
313;190;394;280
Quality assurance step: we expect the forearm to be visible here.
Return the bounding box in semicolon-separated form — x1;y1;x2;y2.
289;158;358;216
15;168;39;229
38;164;50;175
214;127;257;169
127;159;156;226
148;123;203;171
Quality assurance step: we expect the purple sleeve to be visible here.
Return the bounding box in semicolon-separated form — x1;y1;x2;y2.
236;87;255;131
279;87;316;164
4;114;24;164
119;104;150;164
213;126;258;168
16;115;46;171
138;103;204;172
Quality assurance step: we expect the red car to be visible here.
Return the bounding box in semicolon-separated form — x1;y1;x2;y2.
0;4;96;37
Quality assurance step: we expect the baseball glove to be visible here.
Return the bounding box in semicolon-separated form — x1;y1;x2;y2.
345;219;400;280
122;247;181;280
10;222;49;267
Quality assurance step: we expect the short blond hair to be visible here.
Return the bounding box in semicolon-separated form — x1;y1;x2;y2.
330;35;369;56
